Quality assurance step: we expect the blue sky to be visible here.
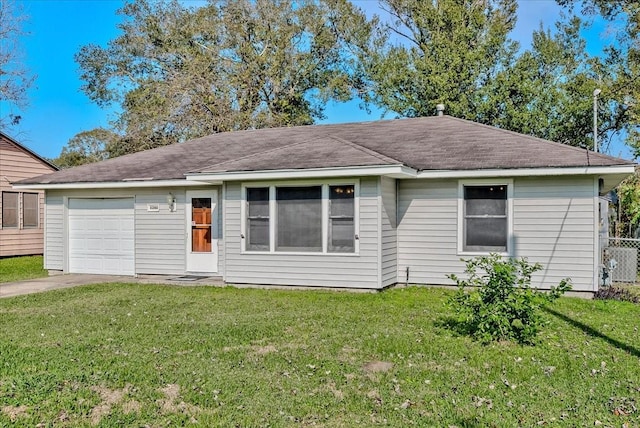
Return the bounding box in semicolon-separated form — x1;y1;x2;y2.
4;0;626;160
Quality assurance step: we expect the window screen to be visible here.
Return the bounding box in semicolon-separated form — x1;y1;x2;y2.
276;186;322;252
246;187;270;251
22;193;39;228
464;185;507;252
2;192;18;228
329;185;355;252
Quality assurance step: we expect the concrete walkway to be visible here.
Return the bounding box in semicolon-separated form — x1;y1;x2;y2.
0;274;225;298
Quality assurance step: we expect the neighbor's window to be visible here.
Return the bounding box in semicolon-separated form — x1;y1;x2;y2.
276;186;322;252
463;185;508;252
328;185;355;253
246;187;270;251
2;192;18;228
22;193;39;228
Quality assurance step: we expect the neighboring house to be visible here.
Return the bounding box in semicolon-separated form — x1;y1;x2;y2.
0;131;58;257
13;116;635;293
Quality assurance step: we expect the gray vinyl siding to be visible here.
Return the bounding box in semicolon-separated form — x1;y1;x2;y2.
43;186;223;276
397;177;597;292
380;177;397;287
513;176;596;292
134;189;186;275
223;178;380;288
44;193;64;270
397;179;460;285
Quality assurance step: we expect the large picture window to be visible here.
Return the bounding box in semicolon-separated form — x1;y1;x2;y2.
463;184;508;252
276;186;322;252
1;192;18;228
243;182;358;254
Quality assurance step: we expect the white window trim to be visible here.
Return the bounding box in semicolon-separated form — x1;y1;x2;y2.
241;179;360;255
457;179;513;256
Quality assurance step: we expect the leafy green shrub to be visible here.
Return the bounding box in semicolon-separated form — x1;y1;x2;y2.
447;254;571;344
594;286;640;303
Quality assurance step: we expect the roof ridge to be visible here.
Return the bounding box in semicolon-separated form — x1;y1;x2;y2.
443;116;633;163
323;135;404;165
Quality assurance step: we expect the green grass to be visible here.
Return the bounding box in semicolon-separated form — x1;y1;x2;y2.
0;284;639;426
0;255;47;283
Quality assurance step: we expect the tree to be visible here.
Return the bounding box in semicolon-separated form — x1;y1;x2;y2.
485;16;621;149
52;128;118;169
355;0;519;119
75;0;370;155
0;0;36;128
556;0;639;154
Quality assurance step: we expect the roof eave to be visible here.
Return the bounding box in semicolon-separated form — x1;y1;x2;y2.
415;165;636;179
12;178;218;190
186;164;418;182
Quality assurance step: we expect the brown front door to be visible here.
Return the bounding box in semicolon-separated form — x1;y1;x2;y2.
192;198;212;252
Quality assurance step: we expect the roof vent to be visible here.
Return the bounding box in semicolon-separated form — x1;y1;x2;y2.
436;104;445;116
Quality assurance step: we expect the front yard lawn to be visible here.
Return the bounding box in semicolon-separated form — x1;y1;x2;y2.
0;284;638;426
0;255;47;283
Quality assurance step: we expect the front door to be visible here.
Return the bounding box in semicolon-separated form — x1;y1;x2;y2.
186;190;218;273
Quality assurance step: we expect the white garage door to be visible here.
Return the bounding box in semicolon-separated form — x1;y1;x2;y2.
68;198;135;275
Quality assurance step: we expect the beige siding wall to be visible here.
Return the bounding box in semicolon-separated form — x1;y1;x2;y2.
397;177;597;292
44;186;222;275
380;177;398;287
0;137;57;257
223;177;381;288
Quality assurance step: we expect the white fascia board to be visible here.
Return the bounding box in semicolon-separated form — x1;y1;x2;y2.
416;165;636;179
12;179;218;190
186;165;417;182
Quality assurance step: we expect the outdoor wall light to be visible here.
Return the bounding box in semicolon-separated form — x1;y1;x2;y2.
167;192;177;212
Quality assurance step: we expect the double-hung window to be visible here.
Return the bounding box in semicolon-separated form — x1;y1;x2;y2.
1;192;18;228
22;193;39;228
246;187;270;251
243;182;357;254
460;182;510;253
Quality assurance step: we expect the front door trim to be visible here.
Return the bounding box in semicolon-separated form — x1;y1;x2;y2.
186;189;218;273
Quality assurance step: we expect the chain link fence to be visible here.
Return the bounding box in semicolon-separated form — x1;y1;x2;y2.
602;238;640;285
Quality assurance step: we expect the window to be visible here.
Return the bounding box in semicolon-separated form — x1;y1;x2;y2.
246;187;270;251
276;186;322;252
2;192;18;228
23;193;39;228
462;184;508;253
243;182;358;254
328;185;355;253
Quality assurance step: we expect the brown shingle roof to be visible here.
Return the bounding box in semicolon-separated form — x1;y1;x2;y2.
18;116;632;185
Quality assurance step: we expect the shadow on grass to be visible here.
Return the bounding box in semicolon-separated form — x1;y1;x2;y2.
544;307;640;358
434;316;472;338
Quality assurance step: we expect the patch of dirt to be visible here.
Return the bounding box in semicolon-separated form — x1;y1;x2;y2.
326;381;344;399
2;405;29;422
157;384;200;416
89;384;130;426
363;361;394;373
122;400;141;414
253;345;277;355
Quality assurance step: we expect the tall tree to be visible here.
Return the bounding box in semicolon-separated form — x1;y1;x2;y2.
556;0;639;154
355;0;519;119
0;0;36;128
484;16;620;149
52;128;118;169
75;0;370;155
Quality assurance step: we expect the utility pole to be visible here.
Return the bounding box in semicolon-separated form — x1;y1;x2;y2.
593;88;601;152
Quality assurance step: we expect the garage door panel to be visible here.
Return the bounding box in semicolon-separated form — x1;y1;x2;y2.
68;198;134;275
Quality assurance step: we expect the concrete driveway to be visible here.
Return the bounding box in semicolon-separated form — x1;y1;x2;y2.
0;274;224;298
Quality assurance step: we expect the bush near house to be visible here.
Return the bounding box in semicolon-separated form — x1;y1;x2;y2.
447;254;572;344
